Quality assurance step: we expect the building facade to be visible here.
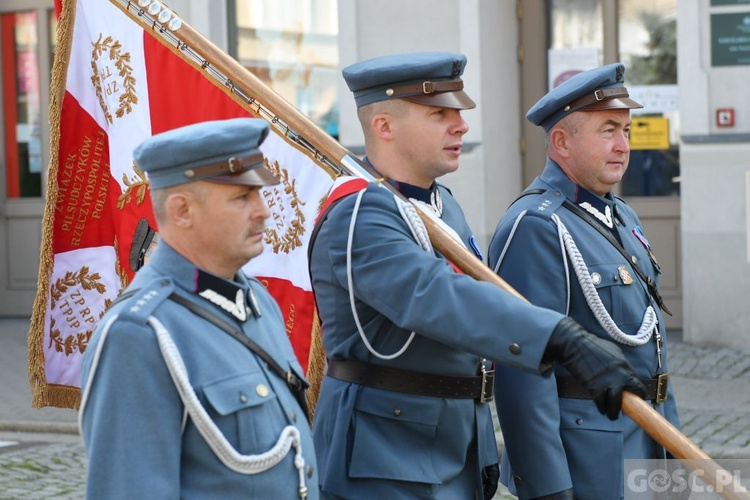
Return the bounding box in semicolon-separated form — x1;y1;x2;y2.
1;0;748;351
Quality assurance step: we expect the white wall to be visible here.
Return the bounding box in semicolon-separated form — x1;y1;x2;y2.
166;0;228;48
678;1;750;350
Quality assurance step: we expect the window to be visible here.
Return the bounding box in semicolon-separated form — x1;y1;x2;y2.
547;0;603;90
232;0;339;138
2;10;42;198
619;0;679;197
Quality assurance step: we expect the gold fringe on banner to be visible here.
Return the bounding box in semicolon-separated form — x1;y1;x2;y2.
28;0;81;410
305;307;326;423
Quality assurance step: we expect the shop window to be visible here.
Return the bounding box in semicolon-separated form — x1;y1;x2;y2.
619;0;679;197
547;0;603;90
232;0;339;139
2;10;42;198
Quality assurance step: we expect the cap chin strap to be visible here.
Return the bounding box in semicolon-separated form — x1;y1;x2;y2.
562;87;632;114
385;79;464;98
182;152;265;180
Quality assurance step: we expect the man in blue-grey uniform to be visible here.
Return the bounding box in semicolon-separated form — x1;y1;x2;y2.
79;118;317;499
309;52;648;500
488;63;680;499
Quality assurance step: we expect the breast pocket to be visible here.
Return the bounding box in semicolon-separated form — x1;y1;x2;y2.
203;371;281;455
586;262;650;330
559;398;624;500
349;388;441;485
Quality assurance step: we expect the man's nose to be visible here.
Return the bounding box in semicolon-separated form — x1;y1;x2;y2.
453;115;469;135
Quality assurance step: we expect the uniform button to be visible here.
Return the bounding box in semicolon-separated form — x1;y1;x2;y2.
631;255;638;264
239;394;248;403
613;274;619;282
393;409;402;416
256;384;269;397
509;343;522;355
306;465;314;478
513;475;523;486
553;191;561;197
290;411;298;422
591;272;601;285
576;418;584;425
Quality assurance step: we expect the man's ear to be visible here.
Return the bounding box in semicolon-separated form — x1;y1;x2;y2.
164;192;193;228
549;128;570;159
370;113;394;141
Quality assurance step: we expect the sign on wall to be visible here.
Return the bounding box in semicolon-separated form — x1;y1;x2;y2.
630;117;671;150
711;0;750;5
711;13;750;66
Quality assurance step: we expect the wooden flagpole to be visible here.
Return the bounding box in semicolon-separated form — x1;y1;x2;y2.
108;2;748;497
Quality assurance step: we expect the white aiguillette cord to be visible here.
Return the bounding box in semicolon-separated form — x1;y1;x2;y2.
551;213;657;347
345;190;466;360
147;316;309;499
79;314;309;499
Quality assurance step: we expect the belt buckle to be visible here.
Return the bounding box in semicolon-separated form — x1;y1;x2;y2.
480;370;495;403
655;373;669;404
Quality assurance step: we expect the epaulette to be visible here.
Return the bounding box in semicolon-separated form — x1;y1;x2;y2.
115;278;175;326
514;188;565;221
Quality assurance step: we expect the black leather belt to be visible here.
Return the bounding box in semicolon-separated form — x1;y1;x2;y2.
327;359;495;403
557;373;670;404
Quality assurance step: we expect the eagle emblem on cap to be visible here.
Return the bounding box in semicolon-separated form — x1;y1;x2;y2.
452;60;462;78
616;65;624;82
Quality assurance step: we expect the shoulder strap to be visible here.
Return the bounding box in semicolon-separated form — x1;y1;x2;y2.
509;188;545;207
167;293;311;423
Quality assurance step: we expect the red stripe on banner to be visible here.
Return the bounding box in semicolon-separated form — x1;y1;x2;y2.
260;277;315;372
52;92;117;253
317;177;369;224
143;35;251;134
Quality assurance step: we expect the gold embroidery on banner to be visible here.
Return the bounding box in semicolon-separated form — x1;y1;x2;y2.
114;235;129;288
262;159;306;254
118;164;149;209
49;267;108;356
90;34;137;124
285;303;296;339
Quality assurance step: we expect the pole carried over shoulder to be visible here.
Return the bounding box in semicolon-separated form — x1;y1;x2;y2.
109;2;747;497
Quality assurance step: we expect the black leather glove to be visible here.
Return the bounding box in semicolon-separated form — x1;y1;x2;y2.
544;317;647;420
482;463;500;500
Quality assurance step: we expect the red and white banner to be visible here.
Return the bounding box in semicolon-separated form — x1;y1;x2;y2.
28;0;334;409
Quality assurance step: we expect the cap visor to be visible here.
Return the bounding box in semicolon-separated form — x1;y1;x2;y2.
404;89;476;110
208;165;280;187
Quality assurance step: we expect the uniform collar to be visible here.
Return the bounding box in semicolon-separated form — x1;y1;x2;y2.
147;242;260;321
363;156;443;216
539;160;617;229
